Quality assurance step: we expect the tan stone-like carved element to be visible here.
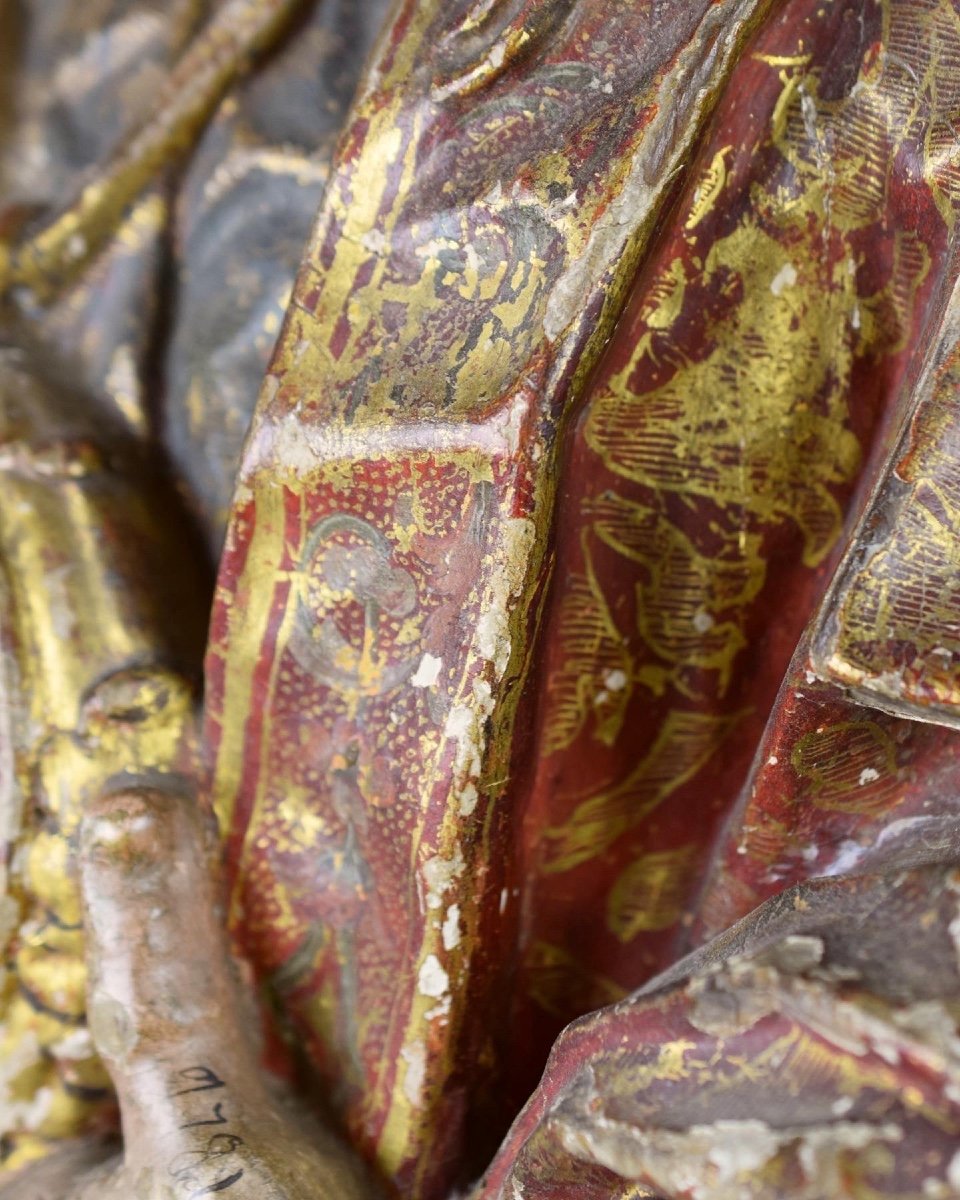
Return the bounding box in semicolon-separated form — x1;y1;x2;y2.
3;2;960;1198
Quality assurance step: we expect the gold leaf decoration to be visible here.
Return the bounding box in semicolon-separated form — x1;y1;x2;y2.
590;493;765;695
790;720;902;816
606;844;700;941
542;709;745;874
585;221;864;569
525;941;626;1019
542;537;634;756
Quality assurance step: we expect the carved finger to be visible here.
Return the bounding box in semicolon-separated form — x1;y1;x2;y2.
78;785;375;1198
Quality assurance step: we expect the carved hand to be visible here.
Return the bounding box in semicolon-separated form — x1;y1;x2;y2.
5;788;375;1200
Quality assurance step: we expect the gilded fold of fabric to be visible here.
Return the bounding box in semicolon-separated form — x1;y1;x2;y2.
205;0;778;1192
3;1;960;1198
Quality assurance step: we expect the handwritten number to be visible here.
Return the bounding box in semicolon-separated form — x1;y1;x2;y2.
206;1135;244;1155
169;1074;244;1195
171;1066;226;1096
170;1135;246;1182
188;1169;245;1196
181;1101;229;1130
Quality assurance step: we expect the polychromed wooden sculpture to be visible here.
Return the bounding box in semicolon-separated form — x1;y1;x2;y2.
3;1;960;1198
